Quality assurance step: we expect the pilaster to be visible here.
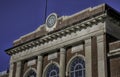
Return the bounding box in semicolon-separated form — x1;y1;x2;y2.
15;61;22;77
85;38;92;77
9;63;14;77
97;34;107;77
60;48;66;77
37;55;43;77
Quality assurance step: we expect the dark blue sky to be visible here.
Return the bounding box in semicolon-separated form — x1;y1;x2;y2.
0;0;120;72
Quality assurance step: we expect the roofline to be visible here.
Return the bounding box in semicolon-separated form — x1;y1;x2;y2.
5;3;120;55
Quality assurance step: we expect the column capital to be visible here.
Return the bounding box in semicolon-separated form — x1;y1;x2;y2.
60;47;66;54
85;38;91;46
97;35;104;43
16;61;22;67
10;56;14;63
38;55;43;62
9;63;14;70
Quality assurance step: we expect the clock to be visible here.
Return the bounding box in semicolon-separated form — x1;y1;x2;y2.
46;13;57;30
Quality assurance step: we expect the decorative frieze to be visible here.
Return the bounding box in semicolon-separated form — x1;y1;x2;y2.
11;21;105;62
6;13;106;56
107;16;120;26
91;19;97;23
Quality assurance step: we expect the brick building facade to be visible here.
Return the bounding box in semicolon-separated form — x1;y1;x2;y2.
3;4;120;77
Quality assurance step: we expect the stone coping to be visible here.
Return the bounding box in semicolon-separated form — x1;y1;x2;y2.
109;41;120;51
0;71;8;76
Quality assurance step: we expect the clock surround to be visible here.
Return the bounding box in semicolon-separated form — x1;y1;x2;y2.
46;13;58;31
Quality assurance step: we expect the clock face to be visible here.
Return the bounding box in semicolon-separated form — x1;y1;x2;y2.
46;13;57;28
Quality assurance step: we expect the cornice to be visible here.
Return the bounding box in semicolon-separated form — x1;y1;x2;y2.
6;14;106;55
108;48;120;57
6;3;120;56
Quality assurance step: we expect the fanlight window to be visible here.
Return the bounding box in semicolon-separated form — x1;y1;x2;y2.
70;57;85;77
46;64;59;77
26;70;36;77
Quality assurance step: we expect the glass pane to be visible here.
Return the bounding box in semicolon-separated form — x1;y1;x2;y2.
70;66;74;71
27;70;36;77
70;72;74;77
75;65;82;70
46;64;59;77
79;70;82;76
70;57;85;77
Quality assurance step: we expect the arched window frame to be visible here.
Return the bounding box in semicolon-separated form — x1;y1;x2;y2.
48;69;58;77
43;61;60;77
66;54;85;77
23;68;37;77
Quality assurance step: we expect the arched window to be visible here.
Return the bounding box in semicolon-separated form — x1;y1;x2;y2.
70;57;85;77
26;70;36;77
46;64;59;77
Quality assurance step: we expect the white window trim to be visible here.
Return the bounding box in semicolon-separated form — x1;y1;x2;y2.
66;54;85;76
42;61;60;77
70;60;85;77
23;67;37;77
